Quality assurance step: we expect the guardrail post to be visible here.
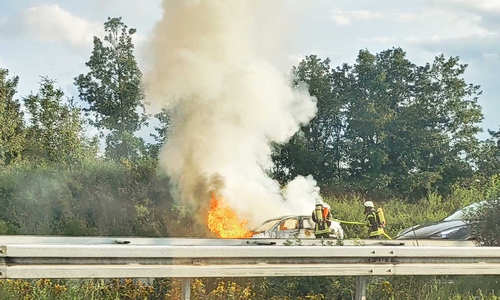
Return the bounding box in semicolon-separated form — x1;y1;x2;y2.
0;258;5;279
181;278;191;300
355;276;367;300
0;246;5;279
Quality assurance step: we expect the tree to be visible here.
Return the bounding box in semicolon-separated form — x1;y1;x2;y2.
272;56;350;188
148;107;172;159
273;48;484;199
344;49;483;198
23;77;96;165
474;128;500;178
74;17;146;161
0;69;26;165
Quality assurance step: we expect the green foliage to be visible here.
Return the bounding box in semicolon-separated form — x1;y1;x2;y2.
23;77;96;165
468;199;500;246
75;17;146;161
464;176;500;246
274;48;484;200
0;158;205;237
474;128;500;179
148;107;172;158
273;56;349;186
105;130;146;162
0;69;26;165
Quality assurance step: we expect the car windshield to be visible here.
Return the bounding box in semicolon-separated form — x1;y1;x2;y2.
443;201;487;221
252;219;281;232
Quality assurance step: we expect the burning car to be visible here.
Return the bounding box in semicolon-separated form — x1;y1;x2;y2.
251;215;344;239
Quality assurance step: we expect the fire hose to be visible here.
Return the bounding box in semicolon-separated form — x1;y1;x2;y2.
331;219;393;240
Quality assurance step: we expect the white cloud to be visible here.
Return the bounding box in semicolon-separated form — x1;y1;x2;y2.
418;33;500;57
405;35;418;43
0;4;102;49
395;12;419;22
437;0;500;12
408;31;497;47
394;11;443;22
359;36;395;43
331;8;382;26
330;8;445;26
477;1;500;11
431;0;500;31
402;10;495;45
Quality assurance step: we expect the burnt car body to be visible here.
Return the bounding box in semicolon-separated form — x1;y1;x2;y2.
251;215;344;239
395;201;487;240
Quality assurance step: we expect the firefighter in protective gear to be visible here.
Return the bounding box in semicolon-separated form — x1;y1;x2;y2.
364;201;384;239
311;199;332;238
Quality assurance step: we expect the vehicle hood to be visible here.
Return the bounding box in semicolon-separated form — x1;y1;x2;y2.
396;220;466;239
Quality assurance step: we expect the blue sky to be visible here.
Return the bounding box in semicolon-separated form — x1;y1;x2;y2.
0;0;499;141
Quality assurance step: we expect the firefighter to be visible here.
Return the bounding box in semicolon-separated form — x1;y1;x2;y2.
364;201;384;239
311;199;332;238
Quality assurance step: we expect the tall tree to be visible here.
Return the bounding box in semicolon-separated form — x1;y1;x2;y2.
272;56;350;188
273;48;484;199
74;17;146;161
23;77;96;165
0;69;26;165
344;49;482;198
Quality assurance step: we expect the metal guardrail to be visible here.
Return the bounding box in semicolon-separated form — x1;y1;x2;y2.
0;235;477;246
0;236;490;300
1;244;499;279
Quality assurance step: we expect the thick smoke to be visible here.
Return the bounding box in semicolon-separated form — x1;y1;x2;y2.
282;175;325;214
145;0;319;227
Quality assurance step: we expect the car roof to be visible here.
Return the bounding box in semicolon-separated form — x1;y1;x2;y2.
260;215;311;223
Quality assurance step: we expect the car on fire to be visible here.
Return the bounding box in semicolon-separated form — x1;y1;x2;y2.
251;215;344;239
395;200;488;240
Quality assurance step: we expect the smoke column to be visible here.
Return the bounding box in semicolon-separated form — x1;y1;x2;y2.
145;0;318;227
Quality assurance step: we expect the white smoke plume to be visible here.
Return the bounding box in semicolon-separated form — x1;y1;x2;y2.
282;175;325;215
145;0;319;228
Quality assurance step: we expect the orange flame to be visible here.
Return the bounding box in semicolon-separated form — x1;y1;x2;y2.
207;194;253;238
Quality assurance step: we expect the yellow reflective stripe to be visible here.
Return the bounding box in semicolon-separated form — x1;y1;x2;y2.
369;228;384;236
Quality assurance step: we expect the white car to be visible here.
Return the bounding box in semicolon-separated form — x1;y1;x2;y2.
251;215;344;239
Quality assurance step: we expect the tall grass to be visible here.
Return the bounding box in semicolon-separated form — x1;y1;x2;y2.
1;277;499;300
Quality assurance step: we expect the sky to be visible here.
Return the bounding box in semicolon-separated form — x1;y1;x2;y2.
0;0;499;141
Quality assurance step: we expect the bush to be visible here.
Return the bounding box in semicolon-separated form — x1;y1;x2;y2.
466;198;500;246
0;158;206;237
463;175;500;246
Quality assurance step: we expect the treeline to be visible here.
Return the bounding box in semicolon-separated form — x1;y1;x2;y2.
0;17;499;236
273;50;500;200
